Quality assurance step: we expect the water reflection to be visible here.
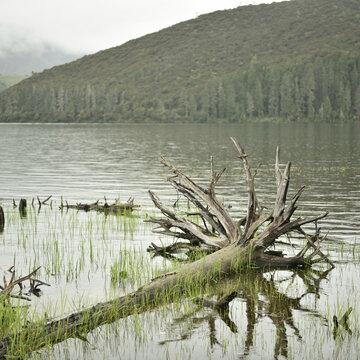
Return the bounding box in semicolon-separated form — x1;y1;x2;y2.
161;268;332;359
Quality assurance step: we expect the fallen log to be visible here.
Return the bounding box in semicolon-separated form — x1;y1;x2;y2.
0;267;332;359
59;196;139;214
0;139;334;358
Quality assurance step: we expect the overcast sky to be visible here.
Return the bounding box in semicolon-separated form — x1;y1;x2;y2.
0;0;284;57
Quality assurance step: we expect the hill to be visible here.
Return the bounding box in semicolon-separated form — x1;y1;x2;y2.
0;74;28;92
1;0;360;123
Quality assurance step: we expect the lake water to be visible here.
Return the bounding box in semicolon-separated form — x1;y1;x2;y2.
0;123;359;359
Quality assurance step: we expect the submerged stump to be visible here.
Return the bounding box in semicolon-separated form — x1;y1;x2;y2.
19;198;27;217
0;206;4;232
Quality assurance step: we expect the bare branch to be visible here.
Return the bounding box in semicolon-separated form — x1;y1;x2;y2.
275;146;281;187
169;178;226;236
283;186;306;221
0;267;45;301
273;162;291;219
159;156;237;241
230;138;260;241
254;212;328;250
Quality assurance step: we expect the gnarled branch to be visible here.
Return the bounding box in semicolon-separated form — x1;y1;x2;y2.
148;138;332;269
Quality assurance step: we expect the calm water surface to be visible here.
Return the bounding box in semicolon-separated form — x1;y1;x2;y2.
0;123;359;359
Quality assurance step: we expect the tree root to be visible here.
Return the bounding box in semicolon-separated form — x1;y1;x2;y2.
146;137;334;269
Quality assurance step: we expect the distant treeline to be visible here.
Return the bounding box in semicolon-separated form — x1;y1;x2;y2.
190;54;360;123
1;0;360;123
0;54;359;123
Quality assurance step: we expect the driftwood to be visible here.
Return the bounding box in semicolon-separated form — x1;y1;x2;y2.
36;195;52;210
0;139;334;358
147;137;333;269
0;267;50;303
11;195;138;215
59;196;138;214
13;196;53;215
19;198;27;211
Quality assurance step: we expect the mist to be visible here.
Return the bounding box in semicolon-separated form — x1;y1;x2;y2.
0;34;83;75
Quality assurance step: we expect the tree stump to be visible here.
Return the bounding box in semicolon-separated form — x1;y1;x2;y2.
19;198;27;217
0;205;4;232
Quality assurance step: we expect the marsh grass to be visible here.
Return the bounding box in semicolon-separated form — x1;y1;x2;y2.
5;205;151;283
0;201;360;360
0;202;178;351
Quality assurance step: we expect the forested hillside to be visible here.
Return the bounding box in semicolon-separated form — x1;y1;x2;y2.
0;0;359;123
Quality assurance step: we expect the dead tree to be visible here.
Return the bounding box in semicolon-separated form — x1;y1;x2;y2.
147;137;333;269
0;139;334;359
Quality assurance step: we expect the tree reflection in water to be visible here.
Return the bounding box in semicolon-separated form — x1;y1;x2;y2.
160;267;332;359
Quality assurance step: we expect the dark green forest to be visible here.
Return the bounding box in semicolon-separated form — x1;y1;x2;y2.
1;0;360;123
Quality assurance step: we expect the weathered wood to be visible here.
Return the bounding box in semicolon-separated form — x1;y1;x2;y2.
0;206;4;232
0;267;49;302
19;198;27;217
148;138;333;269
60;196;138;214
19;198;27;210
0;266;332;359
158;156;238;241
